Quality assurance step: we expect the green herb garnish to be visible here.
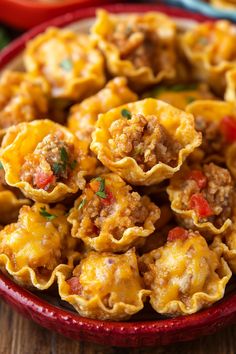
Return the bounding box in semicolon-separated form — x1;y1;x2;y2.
60;146;69;164
52;162;63;175
95;177;107;199
59;59;73;72
121;108;132;120
168;83;198;92
39;207;57;220
96;191;107;198
0;161;3;169
186;96;196;104
78;198;87;210
143;86;167;98
70;160;77;170
55;147;68;174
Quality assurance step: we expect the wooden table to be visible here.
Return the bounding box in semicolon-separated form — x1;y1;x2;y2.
1;299;236;354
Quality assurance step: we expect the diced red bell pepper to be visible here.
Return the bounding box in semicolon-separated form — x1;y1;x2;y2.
67;277;82;295
188;170;207;189
100;188;115;206
34;172;55;190
167;227;189;242
189;193;213;218
220;115;236;143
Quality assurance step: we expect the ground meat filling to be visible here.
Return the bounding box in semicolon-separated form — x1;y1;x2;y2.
181;163;233;227
78;179;149;240
20;131;77;191
108;113;181;171
108;22;172;74
195;116;226;156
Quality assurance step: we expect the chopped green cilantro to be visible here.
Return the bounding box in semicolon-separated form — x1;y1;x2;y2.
0;161;3;169
60;147;69;164
96;191;107;198
52;147;75;176
52;162;63;175
78;198;87;210
94;177;107;199
39;207;57;220
59;59;73;72
121;108;132;120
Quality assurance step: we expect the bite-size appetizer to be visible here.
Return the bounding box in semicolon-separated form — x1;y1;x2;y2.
140;227;231;316
91;98;201;185
0;203;79;289
143;83;215;110
68;173;160;252
0;71;48;135
24;27;105;100
167;163;234;235
0;120;88;203
68;77;138;147
57;248;150;320
181;20;236;93
91;10;177;89
186;100;236;164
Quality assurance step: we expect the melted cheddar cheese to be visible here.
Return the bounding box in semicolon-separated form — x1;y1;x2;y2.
24;27;105;100
57;248;150;320
0;203;79;289
140;230;231;316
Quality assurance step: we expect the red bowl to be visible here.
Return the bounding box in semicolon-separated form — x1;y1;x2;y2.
0;3;235;348
0;0;118;29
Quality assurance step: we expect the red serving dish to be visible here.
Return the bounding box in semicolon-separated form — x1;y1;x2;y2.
0;0;118;29
0;3;235;348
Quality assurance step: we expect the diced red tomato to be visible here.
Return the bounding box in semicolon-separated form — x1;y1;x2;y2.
167;227;189;242
34;172;55;190
89;180;115;206
67;277;82;295
189;193;213;218
220;116;236;143
187;170;207;189
101;188;115;206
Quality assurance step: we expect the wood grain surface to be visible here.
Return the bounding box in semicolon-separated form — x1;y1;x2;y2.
1;299;236;354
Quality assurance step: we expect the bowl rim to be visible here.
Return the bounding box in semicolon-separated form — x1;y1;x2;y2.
1;0;111;10
0;3;235;347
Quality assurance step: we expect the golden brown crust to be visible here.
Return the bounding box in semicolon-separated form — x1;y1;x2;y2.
0;120;88;203
91;10;177;90
68;173;160;252
0;203;79;289
57;248;150;320
91;98;201;185
140;231;231;316
24;27;105;100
